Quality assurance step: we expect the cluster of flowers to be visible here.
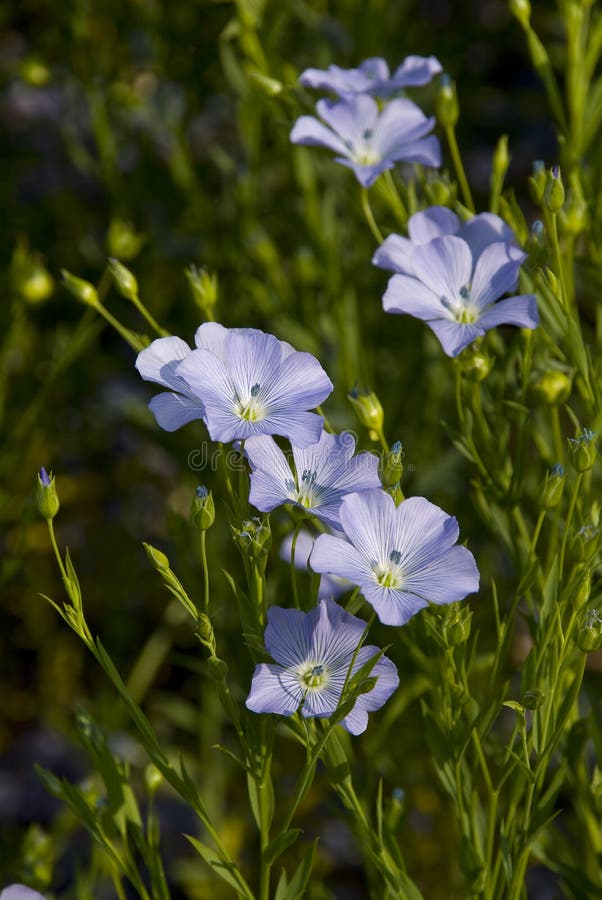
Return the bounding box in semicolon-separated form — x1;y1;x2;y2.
292;57;539;356
136;320;479;735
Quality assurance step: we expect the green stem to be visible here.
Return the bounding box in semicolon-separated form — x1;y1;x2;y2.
361;188;384;244
200;530;210;614
445;125;475;212
130;292;168;337
559;472;583;578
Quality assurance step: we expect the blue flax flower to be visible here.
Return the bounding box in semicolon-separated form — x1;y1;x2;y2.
291;95;440;187
310;489;479;626
279;529;350;600
299;55;442;98
372;205;516;276
171;323;332;446
380;228;538;357
0;888;45;900
246;599;399;735
245;430;380;528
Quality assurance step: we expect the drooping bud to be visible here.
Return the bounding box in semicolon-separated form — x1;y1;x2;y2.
543;166;565;213
36;467;59;520
191;485;215;531
569;428;597;472
381;441;404;488
109;258;138;301
531;370;571;406
348;384;384;432
60;270;99;307
436;74;459;128
186;265;218;319
541;464;565;509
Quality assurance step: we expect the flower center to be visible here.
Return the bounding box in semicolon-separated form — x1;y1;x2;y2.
373;549;404;589
440;283;479;324
301;663;327;689
236;383;265;422
296;468;320;508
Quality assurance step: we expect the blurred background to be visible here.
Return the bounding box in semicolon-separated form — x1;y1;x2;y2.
1;0;561;896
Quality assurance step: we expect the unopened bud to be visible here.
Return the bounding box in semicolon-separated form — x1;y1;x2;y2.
528;160;547;206
250;72;284;96
526;219;547;267
577;609;602;653
569;428;597;472
492;134;510;181
459;349;493;382
233;517;272;574
559;190;588;235
143;542;170;572
61;270;99;307
191;485;215;531
348;384;384;431
436;74;459;128
541;464;565;509
531;370;571;406
109;258;138;301
36;467;59;520
197;612;215;646
424;173;457;207
186;265;218;319
446;606;473;645
544;166;565;213
522;689;544;710
509;0;531;26
107;218;146;261
574;570;592;609
381;441;404;487
144;763;163;794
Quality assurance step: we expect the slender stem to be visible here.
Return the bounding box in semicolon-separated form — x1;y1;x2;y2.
445;125;475;212
47;519;68;583
550;406;564;465
559;472;583;578
360;188;384;244
290;521;301;610
200;530;210;614
129;292;168;337
95;301;141;350
529;509;546;559
548;213;569;307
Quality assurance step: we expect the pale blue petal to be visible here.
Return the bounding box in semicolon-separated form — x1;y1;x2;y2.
365;584;429;625
337;490;398;566
388;55;442;90
246;663;303;716
373;99;434;156
408;206;459;243
383;273;450;321
459;213;516;265
148;392;205;432
402;544;480;605
264;606;312;667
135;336;192;391
310;533;374;585
392;135;441;168
0;888;46;900
194;322;228;357
290;115;350;155
410;235;472;299
246;436;294;512
307;599;367;669
341;651;399;734
299;58;389;95
316;95;379;146
263;410;325;448
477;294;539;330
392;496;460;568
427;319;485;357
470;243;526;309
372;234;414;273
337;157;393;187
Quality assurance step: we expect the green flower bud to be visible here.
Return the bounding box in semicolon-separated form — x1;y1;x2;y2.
250;72;284;96
424;174;457;207
446;606;473;645
109;258;138;301
559;190;588;235
526;219;547;267
381;441;404;488
545;267;559;295
459;349;493;382
107;218;146;261
436;74;459;128
186;265;218;319
232;517;272;574
348;384;384;431
197;612;215;646
36;467;59;520
572;525;600;563
528;161;547;206
522;689;544;710
541;464;565;509
543;166;565;213
191;485;215;531
144;763;163;795
60;270;99;307
576;609;602;653
569;428;597;472
19;57;51;87
143;542;170;572
509;0;531;26
531;370;571;406
492;134;510;181
574;569;592;609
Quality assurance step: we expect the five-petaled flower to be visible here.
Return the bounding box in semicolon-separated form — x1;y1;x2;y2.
310;489;479;626
291;95;441;187
299;55;442;98
246;599;399;734
245;430;380;528
376;207;538;356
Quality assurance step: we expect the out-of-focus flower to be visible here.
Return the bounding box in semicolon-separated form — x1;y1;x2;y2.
310;489;479;626
380;233;538;357
372;205;516;275
176;324;332;447
299;55;442;98
291;95;440;187
0;887;46;900
246;599;399;734
245;430;380;528
279;529;350;600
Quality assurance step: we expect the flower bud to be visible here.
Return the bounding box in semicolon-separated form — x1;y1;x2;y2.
528;161;547;206
11;243;55;305
233;517;272;574
36;467;59;520
191;485;215;531
574;569;592;609
143;542;170;572
509;0;531;26
436;74;459;128
60;270;99;307
492;134;510;181
186;265;218;319
424;173;457;207
381;441;404;488
144;763;163;795
445;606;473;645
521;689;544;710
197;612;215;646
459;349;493;382
569;428;597;472
572;525;599;563
19;56;51;87
109;258;138;301
526;219;547;267
348;384;384;431
543;166;565;213
250;72;284;96
541;464;565;509
531;370;571;406
559;190;588;235
576;609;602;653
107;218;146;261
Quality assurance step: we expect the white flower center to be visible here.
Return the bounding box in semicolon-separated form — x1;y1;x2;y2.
300;662;328;690
296;468;320;509
236;382;266;422
440;284;479;324
345;130;381;167
372;549;404;589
